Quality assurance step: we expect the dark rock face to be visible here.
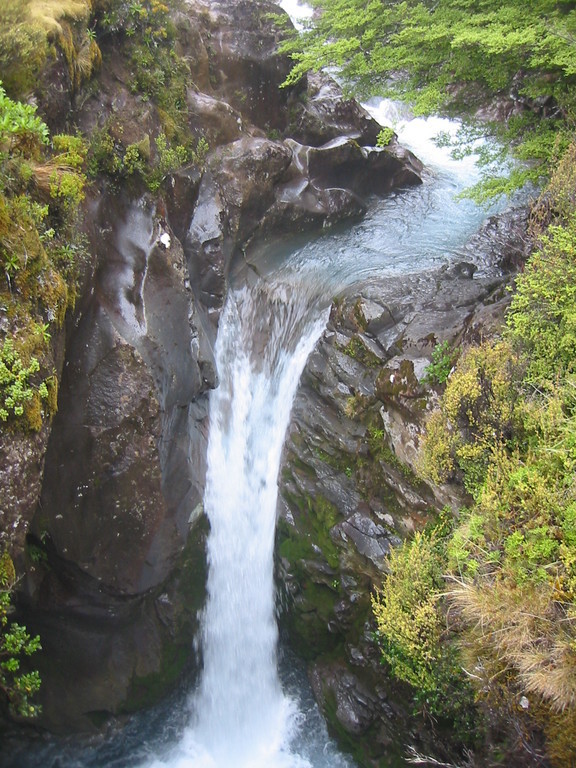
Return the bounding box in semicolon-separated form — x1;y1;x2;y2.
36;192;212;594
277;207;531;764
23;189;212;729
202;0;294;132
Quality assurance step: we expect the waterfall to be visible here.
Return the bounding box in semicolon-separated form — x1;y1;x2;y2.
3;97;518;768
146;279;345;767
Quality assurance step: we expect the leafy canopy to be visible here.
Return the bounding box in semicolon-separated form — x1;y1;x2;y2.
283;0;576;112
281;0;576;192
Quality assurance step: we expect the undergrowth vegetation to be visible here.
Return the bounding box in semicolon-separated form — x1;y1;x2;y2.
88;0;209;188
0;0;101;99
0;83;86;432
374;143;576;766
0;551;41;718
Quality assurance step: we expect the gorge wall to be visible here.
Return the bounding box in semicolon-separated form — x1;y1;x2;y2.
0;0;530;761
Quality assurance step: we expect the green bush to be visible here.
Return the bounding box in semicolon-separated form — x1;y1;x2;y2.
372;525;479;739
420;339;522;495
0;339;49;424
0;83;49;156
422;339;456;386
0;551;42;718
415;140;576;764
507;215;576;385
0;84;86;431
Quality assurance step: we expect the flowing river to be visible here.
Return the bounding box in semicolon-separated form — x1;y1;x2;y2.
2;105;510;768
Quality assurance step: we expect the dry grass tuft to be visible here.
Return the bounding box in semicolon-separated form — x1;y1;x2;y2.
27;0;91;33
448;577;576;712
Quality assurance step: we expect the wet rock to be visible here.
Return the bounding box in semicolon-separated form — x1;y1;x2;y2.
185;90;244;146
286;72;382;147
292;136;423;198
332;511;399;570
185;137;293;305
16;189;213;729
309;659;377;735
0;427;52;566
35;191;211;595
200;0;294;131
187;133;422;306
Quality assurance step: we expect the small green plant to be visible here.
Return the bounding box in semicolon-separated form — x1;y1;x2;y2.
0;83;49;156
376;127;395;147
147;133;208;191
422;340;455;386
0;551;42;718
0;339;49;426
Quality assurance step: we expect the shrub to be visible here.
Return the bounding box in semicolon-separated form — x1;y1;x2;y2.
0;551;42;718
0;339;52;429
0;83;49;157
372;526;479;739
507;215;576;386
422;339;457;386
421;339;522;495
0;86;85;431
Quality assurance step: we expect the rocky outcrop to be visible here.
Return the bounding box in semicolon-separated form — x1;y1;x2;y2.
285;71;383;147
22;189;212;730
277;207;531;763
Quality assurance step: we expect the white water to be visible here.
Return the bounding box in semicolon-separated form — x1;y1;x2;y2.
138;96;514;767
278;0;313;29
143;282;351;768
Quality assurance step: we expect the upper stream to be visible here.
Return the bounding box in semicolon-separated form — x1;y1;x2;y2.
2;105;510;768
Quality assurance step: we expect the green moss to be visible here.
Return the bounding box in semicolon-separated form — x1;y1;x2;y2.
339;335;381;368
121;642;190;713
0;87;88;432
280;490;341;570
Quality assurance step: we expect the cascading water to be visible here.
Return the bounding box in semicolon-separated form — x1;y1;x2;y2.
140;279;356;768
158;284;332;768
138;104;509;768
191;289;312;768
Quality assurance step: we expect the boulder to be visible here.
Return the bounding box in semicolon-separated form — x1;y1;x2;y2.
286;71;383;146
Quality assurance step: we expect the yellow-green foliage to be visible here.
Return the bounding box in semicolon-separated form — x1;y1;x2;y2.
372;532;444;692
372;526;478;737
0;85;86;431
0;2;49;96
27;0;90;32
416;140;576;765
507;215;576;385
420;339;522;494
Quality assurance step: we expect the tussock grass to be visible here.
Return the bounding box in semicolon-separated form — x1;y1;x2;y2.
14;0;91;32
448;578;576;712
0;0;98;97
